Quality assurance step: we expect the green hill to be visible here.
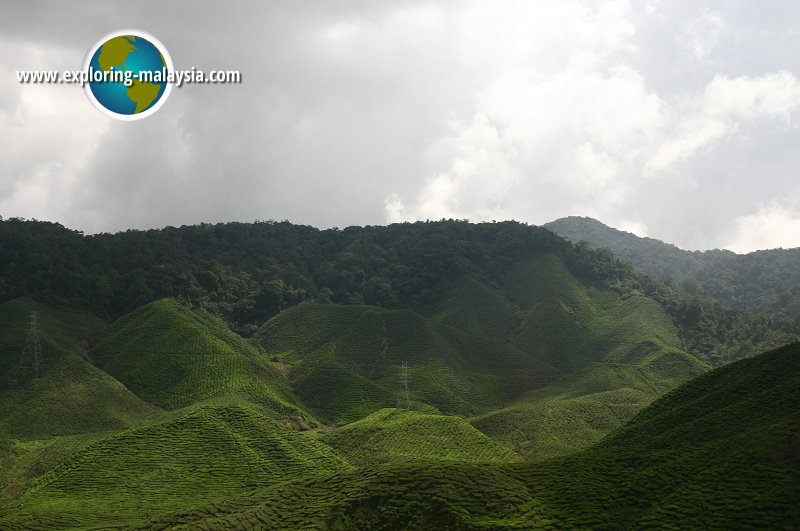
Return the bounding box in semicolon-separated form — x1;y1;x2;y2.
91;299;312;425
0;299;357;528
502;253;684;371
545;216;721;279
546;216;800;364
1;217;785;366
0;298;158;439
426;274;517;339
546;216;800;321
321;408;520;466
471;253;707;459
0;298;161;507
256;302;558;424
257;252;706;458
0;218;793;528
0;402;351;529
524;340;800;528
138;342;800;529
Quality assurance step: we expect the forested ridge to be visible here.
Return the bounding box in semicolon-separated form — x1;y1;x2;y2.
1;217;798;528
1;217;795;365
547;216;800;319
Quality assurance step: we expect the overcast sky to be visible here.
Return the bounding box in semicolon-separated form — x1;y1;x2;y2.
1;1;800;252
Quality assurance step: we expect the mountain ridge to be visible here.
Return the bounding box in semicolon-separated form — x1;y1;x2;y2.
546;215;800;320
0;217;797;528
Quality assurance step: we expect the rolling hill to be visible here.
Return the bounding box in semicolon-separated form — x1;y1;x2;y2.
0;299;351;528
1;217;786;367
0;249;712;526
91;299;313;426
36;247;703;475
0;402;351;529
256;301;559;424
255;251;706;459
546;216;800;365
0;217;795;528
137;342;800;529
470;252;706;459
0;298;158;439
0;297;161;508
321;408;521;466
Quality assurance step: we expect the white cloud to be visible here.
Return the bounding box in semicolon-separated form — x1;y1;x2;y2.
387;1;665;225
385;193;405;223
645;71;800;174
0;38;108;222
704;71;800;121
392;113;519;221
645;115;727;174
618;219;649;237
2;2;800;252
679;9;725;60
386;3;800;246
727;203;800;252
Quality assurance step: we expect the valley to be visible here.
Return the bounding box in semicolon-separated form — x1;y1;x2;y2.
0;218;797;528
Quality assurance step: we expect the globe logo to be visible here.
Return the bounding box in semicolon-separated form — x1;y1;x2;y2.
83;30;173;121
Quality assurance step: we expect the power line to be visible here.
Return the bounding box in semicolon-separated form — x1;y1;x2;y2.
20;311;43;378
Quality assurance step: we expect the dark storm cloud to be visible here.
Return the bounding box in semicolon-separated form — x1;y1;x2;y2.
1;1;800;251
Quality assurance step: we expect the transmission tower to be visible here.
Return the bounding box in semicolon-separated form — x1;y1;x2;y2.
399;361;410;410
20;311;43;377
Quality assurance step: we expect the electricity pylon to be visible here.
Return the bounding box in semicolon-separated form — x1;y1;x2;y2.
20;311;43;377
399;361;410;410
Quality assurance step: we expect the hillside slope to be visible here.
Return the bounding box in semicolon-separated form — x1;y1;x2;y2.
530;340;800;527
139;342;800;529
256;302;558;424
0;298;161;506
0;402;351;529
0;299;357;528
471;253;707;459
545;216;722;278
254;252;706;459
91;299;313;425
321;408;521;467
546;216;800;319
0;298;159;439
1;217;785;367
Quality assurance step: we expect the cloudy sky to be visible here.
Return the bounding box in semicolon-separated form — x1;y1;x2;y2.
1;1;800;252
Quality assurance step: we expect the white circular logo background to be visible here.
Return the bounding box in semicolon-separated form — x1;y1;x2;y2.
82;29;174;121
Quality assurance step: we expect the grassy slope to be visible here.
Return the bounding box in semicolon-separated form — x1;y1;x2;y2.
91;299;312;425
0;298;160;503
427;274;517;339
321;408;520;467
139;343;800;530
467;253;707;459
0;403;352;529
581;341;800;527
0;299;352;528
256;302;557;425
0;250;721;528
258;252;705;459
0;298;159;439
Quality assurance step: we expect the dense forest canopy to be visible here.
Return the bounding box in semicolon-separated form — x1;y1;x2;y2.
0;218;616;321
546;216;800;319
0;217;795;363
